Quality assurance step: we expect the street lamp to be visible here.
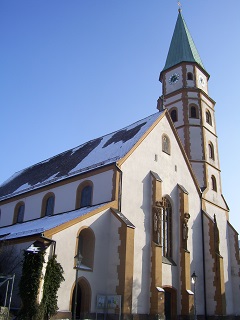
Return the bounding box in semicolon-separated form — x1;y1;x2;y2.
73;253;83;320
191;271;197;320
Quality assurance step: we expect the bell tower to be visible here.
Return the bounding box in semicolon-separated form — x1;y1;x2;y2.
158;10;224;208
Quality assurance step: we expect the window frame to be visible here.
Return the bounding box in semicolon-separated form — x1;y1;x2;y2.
161;197;172;258
187;72;193;80
206;110;212;126
170;108;178;122
41;192;55;217
75;227;95;271
13;202;25;224
209;142;215;160
211;175;217;191
76;181;93;209
189;105;199;119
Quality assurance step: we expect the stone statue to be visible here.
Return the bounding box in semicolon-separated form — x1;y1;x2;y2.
182;213;190;246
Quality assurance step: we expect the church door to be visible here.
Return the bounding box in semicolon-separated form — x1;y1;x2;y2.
164;290;171;320
72;277;91;319
164;287;177;320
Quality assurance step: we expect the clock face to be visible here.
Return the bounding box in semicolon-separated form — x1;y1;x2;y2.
169;73;180;84
199;75;205;87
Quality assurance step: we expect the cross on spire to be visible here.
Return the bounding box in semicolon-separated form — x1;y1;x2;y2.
177;1;182;12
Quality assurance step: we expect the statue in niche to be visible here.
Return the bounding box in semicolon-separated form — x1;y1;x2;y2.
152;200;164;245
182;213;190;240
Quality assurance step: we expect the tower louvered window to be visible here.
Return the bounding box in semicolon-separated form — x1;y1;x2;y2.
206;110;212;125
170;109;178;122
209;143;215;160
211;175;217;191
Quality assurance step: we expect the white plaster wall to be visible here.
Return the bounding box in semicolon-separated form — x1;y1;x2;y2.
186;65;195;88
177;127;185;147
201;100;216;134
204;129;220;169
0;170;114;227
227;224;240;315
205;167;225;207
187;92;198;99
191;163;204;187
167;100;184;127
165;93;182;105
196;69;209;95
204;202;235;315
120;116;204;314
189;127;203;160
53;208;121;313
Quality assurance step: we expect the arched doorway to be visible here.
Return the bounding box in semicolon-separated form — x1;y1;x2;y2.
72;277;91;319
164;286;177;320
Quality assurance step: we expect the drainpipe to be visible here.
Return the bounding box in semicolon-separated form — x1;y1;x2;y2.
115;164;123;212
200;188;207;318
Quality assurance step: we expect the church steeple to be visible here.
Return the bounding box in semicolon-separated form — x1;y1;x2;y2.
158;11;224;205
161;11;205;74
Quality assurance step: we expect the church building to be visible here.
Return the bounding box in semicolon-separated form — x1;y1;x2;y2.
0;10;240;320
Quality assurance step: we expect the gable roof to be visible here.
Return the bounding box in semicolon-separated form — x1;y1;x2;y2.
162;11;205;73
0;112;162;201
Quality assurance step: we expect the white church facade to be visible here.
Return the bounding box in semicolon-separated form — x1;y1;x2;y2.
0;10;239;320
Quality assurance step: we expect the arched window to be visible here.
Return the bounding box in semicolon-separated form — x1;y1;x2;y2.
211;175;217;191
170;109;178;122
42;193;55;217
76;181;93;209
187;72;193;80
209;142;215;160
161;198;172;258
76;227;95;270
189;105;198;118
162;134;171;155
14;202;25;224
206;110;212;125
80;186;92;207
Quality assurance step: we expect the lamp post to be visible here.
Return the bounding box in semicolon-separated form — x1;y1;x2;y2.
191;271;197;320
73;253;83;320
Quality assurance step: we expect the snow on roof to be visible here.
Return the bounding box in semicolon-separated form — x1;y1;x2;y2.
0;203;106;241
0;112;161;200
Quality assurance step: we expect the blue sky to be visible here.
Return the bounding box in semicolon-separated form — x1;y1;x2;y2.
1;1;240;234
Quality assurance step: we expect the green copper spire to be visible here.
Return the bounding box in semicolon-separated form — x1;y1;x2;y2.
162;11;205;72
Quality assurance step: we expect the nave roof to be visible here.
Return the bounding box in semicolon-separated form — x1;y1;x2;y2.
0;112;162;201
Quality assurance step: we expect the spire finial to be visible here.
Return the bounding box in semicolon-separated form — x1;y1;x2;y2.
177;1;182;12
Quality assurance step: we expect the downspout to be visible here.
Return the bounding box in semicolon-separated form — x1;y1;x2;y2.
200;188;207;318
115;164;123;212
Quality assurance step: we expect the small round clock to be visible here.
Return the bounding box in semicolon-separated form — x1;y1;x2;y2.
199;75;205;87
169;73;180;84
